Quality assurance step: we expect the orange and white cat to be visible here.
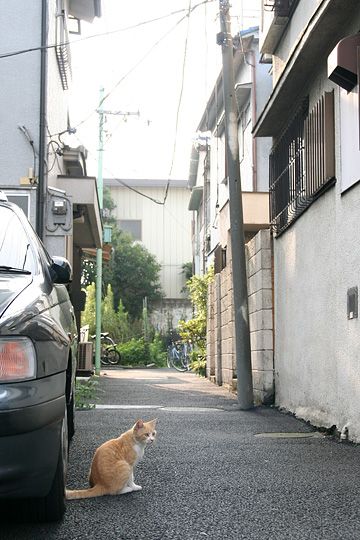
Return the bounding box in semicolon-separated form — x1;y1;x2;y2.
66;419;157;500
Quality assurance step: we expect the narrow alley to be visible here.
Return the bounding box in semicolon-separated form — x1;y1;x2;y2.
2;368;360;540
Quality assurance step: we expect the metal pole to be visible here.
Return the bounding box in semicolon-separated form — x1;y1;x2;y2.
218;0;253;409
95;87;104;375
37;0;48;239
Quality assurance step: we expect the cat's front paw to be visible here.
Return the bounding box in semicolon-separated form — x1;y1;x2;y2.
132;484;142;491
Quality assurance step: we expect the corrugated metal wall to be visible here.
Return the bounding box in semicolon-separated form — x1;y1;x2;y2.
110;185;192;299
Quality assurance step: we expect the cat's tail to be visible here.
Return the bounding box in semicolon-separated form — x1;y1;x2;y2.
66;485;105;500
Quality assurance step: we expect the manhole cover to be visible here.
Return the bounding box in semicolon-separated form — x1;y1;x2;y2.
254;432;323;439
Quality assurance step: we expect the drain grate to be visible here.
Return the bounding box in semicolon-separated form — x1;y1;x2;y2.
254;432;324;439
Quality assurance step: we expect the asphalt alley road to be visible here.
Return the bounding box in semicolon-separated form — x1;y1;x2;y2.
2;368;360;540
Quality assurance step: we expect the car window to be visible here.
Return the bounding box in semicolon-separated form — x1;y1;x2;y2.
0;206;37;273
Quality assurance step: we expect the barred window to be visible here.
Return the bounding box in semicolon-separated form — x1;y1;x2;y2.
269;91;335;236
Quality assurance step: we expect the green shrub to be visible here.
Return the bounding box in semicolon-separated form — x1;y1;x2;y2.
178;266;214;377
149;333;168;367
118;338;147;366
75;377;99;410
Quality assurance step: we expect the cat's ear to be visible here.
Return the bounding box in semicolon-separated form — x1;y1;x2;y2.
151;418;157;426
135;419;144;430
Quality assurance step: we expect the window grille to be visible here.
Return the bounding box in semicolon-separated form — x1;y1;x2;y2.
269;91;335;236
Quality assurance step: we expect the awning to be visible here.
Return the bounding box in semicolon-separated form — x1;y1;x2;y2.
57;175;102;249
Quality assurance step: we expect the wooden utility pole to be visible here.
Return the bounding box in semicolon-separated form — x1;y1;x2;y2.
218;0;253;409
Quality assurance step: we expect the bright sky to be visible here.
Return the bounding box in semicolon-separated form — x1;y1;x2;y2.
69;0;260;181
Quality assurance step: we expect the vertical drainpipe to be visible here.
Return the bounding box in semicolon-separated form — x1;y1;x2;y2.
37;0;48;239
249;50;258;192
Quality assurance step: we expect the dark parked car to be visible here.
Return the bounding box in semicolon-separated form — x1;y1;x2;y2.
0;194;78;522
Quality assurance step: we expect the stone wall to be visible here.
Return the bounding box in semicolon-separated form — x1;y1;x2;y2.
207;229;274;404
150;298;192;334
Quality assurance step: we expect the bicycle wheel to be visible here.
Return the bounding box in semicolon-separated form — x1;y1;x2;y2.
100;343;110;365
100;336;116;365
100;353;110;366
104;347;121;365
170;348;187;372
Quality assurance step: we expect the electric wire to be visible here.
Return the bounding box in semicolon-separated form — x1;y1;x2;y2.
72;131;167;205
70;0;216;134
46;127;62;174
162;0;193;206
76;0;201;206
46;0;216;207
47;0;216;155
0;2;214;60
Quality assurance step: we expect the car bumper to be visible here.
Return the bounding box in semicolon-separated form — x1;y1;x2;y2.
0;395;65;498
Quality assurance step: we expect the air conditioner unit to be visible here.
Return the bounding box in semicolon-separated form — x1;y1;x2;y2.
77;342;93;374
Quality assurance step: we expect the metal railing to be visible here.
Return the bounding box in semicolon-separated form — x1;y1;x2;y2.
269;92;335;236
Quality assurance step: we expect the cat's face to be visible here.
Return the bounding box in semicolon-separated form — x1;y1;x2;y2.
133;419;157;445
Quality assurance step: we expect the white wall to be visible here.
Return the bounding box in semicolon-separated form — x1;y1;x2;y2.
274;189;338;427
0;1;41;204
273;7;360;442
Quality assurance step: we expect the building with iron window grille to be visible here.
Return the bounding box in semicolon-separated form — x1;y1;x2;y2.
255;0;360;441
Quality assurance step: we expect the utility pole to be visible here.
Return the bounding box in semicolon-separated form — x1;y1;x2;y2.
94;87;105;376
217;0;253;409
94;90;140;375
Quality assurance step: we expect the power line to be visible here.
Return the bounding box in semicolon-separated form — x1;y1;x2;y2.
74;0;216;132
163;0;193;205
0;3;213;60
72;131;168;205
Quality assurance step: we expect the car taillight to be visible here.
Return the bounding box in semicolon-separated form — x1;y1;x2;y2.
0;337;36;381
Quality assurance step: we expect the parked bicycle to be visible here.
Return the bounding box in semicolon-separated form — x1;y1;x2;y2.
167;340;192;372
91;332;121;366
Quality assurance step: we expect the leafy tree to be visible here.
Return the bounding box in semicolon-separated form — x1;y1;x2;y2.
81;188;163;320
103;227;163;320
182;261;193;281
103;187;116;218
82;283;132;343
181;261;194;294
102;284;121;340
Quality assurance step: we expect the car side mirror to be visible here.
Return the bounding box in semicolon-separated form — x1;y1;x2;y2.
50;256;73;284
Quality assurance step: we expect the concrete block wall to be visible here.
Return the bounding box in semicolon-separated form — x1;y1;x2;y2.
206;229;274;404
247;229;274;404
